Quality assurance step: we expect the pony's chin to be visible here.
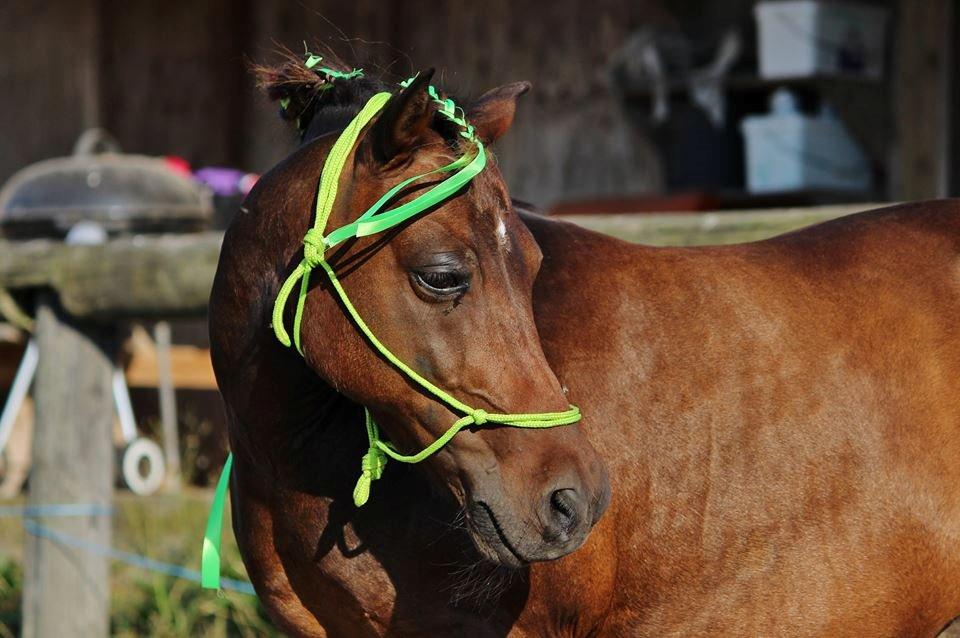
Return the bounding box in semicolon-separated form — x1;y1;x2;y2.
466;497;595;567
466;501;529;569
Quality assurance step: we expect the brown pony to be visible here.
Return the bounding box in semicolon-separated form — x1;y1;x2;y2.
210;57;960;636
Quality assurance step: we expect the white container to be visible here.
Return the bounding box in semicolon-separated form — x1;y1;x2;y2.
740;89;872;193
755;1;888;79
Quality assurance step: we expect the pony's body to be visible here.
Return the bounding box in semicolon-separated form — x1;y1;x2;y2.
210;59;960;636
526;204;960;636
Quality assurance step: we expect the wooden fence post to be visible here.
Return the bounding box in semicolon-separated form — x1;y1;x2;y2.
22;295;116;638
154;320;181;491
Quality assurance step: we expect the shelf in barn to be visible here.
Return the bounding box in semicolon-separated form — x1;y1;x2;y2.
620;72;884;100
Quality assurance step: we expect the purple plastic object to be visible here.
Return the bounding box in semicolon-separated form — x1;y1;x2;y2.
193;167;259;197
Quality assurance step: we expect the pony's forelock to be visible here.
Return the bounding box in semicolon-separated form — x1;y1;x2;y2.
252;47;471;150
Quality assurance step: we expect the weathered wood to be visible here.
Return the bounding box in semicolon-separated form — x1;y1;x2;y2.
99;0;246;167
0;208;880;317
22;295;116;638
895;0;953;200
0;2;927;217
0;0;99;185
124;328;217;390
563;204;876;246
0;232;222;318
154;321;181;491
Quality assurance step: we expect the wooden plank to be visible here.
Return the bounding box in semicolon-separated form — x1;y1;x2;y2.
99;0;246;167
154;321;182;491
0;0;99;185
3;329;217;391
124;342;217;390
0;232;222;319
0;207;879;318
562;204;877;247
0;205;882;413
895;0;952;200
22;296;115;638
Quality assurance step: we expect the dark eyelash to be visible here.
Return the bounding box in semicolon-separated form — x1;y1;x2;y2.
418;271;461;290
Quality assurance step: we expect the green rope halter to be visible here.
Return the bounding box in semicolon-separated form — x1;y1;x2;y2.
201;57;580;591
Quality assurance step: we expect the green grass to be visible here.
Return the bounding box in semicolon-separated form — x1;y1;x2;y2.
0;490;280;637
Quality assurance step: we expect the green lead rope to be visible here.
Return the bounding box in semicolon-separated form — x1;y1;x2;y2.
201;59;580;592
201;453;233;590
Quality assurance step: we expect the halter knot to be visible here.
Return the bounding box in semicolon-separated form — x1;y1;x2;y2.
361;445;386;478
471;409;488;426
302;228;325;266
352;445;387;507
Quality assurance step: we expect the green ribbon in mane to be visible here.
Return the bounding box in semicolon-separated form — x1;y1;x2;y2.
201;56;580;591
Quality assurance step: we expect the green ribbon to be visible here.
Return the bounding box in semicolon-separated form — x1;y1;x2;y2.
201;453;233;590
304;53;364;81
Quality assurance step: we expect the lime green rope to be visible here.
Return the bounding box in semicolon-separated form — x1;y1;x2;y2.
271;92;393;353
268;81;579;504
318;253;581;499
269;81;579;503
202;64;580;592
353;410;386;507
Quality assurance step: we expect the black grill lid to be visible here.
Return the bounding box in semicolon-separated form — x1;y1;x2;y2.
0;129;213;239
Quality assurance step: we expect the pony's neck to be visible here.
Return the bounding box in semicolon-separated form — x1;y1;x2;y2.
260;360;370;497
218;321;368;497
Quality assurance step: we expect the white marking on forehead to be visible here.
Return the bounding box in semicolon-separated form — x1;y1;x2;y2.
496;217;510;252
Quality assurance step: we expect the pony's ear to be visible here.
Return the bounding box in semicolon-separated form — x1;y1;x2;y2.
467;82;531;145
368;68;436;166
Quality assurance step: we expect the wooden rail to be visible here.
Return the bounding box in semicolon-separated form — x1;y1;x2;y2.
561;204;875;247
0;204;877;318
0;233;222;319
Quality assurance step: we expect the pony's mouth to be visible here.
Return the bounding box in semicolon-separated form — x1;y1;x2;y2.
468;501;528;568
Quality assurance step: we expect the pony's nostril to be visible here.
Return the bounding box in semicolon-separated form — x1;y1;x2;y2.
547;488;581;539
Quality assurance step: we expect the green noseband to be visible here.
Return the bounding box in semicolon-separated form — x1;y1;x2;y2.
201;57;580;591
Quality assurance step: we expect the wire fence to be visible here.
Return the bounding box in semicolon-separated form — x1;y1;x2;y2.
0;503;255;595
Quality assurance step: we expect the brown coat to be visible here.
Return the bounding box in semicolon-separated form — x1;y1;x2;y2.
210;61;960;636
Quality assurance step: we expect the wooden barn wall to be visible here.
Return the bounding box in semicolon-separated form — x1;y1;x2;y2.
0;0;672;208
2;0;931;206
239;0;670;205
0;1;101;185
98;0;250;168
389;1;667;205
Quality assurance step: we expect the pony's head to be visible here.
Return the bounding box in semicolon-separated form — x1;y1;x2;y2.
252;55;609;566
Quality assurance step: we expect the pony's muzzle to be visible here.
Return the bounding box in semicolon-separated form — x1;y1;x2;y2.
542;487;584;544
458;427;611;566
535;473;609;559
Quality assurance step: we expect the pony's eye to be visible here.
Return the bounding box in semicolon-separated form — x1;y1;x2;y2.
412;269;470;297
